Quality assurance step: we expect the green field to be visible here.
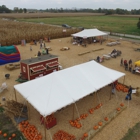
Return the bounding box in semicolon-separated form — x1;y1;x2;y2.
121;122;140;140
18;15;140;35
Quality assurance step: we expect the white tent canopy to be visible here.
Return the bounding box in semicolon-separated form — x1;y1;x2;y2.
71;29;108;38
14;61;125;117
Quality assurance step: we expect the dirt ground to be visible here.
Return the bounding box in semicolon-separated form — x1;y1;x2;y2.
0;36;140;140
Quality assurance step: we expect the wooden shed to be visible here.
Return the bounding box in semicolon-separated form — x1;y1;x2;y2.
20;54;59;80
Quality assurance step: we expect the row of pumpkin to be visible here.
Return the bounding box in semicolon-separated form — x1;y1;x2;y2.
69;103;103;129
79;102;124;140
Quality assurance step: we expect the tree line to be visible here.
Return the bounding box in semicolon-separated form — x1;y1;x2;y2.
0;5;140;15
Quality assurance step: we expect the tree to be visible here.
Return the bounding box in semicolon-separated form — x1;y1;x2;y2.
0;5;11;13
23;8;27;13
137;18;140;29
19;8;23;13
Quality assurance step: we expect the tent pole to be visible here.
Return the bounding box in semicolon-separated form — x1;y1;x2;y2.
95;92;98;105
14;88;17;102
44;117;47;140
123;76;125;85
27;101;30;120
109;84;112;100
109;91;112;100
72;104;75;120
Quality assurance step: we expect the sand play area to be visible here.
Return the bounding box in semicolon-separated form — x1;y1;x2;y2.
0;36;140;140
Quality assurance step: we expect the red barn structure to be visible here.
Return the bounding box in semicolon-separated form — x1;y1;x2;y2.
20;54;59;80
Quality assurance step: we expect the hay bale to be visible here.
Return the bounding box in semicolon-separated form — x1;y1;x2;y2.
9;63;13;66
60;47;70;51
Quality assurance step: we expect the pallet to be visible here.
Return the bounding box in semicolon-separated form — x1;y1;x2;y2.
78;48;104;56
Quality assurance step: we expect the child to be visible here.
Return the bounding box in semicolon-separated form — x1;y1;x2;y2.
30;46;32;51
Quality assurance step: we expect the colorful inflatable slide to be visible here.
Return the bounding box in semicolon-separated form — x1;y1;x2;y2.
0;45;20;65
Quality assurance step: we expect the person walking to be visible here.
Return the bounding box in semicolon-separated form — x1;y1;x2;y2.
126;85;132;100
44;43;46;48
37;51;41;56
111;83;116;94
40;43;42;49
120;58;123;66
125;62;128;71
128;59;132;67
129;63;132;72
45;47;48;54
30;46;32;51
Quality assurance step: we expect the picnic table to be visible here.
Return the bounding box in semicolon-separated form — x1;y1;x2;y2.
103;55;111;60
135;69;140;74
107;41;121;46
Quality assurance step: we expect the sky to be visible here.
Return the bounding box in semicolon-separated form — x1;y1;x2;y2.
0;0;139;10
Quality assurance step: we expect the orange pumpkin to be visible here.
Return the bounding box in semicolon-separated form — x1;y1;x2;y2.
0;130;2;135
3;133;7;137
93;125;98;130
12;133;16;138
120;103;124;107
21;121;25;125
8;137;12;140
104;117;108;121
117;108;120;111
98;122;103;126
84;133;88;137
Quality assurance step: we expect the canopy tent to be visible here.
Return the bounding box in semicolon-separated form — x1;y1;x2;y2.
71;29;108;38
14;61;125;117
135;60;140;67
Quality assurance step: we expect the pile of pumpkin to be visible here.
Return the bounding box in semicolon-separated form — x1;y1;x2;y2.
115;83;129;92
40;114;55;124
18;120;42;140
69;113;88;128
0;130;16;140
89;103;103;114
53;130;75;140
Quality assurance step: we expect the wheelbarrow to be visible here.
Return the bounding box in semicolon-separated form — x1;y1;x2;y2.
5;74;10;79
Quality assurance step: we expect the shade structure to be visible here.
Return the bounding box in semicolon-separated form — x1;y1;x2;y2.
47;62;59;67
71;29;108;38
31;65;46;72
14;61;125;117
135;60;140;67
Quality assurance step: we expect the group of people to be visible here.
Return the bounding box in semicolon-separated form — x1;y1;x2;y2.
111;81;133;100
96;56;104;63
120;58;132;71
120;58;139;73
110;49;121;58
37;47;49;57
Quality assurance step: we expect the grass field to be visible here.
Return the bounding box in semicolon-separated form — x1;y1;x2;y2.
121;122;140;140
17;15;140;35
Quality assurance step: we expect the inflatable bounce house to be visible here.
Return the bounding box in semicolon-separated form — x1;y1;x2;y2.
0;45;20;65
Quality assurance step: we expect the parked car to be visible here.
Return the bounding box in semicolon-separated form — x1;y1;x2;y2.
78;27;84;30
62;24;71;28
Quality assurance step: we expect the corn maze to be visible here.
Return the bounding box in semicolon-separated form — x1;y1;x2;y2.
0;19;79;46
